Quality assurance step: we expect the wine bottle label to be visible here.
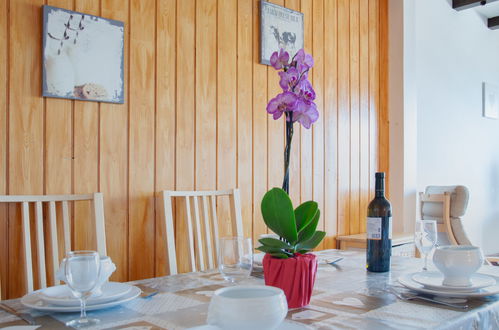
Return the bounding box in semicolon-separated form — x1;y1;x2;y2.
367;217;392;240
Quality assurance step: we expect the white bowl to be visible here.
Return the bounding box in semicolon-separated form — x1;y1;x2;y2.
57;255;116;296
207;286;288;330
432;245;484;287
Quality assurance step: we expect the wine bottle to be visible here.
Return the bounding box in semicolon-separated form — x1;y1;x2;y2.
366;172;392;272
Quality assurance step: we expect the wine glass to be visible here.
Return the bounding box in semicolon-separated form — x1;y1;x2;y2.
64;251;101;328
218;237;253;283
414;220;438;271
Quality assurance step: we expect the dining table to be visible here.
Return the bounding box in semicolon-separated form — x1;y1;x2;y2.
1;249;499;329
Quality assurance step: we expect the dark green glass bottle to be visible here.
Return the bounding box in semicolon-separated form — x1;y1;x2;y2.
366;172;392;272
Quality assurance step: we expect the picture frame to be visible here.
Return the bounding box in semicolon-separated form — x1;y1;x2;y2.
260;1;304;66
42;5;125;104
483;82;499;120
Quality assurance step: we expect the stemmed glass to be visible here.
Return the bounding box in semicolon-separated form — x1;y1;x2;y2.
64;251;101;328
218;237;253;283
414;220;438;271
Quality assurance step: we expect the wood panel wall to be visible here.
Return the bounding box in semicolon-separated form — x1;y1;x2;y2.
0;0;388;299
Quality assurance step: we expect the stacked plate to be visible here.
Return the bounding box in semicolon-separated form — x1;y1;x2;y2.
398;271;499;298
21;282;141;312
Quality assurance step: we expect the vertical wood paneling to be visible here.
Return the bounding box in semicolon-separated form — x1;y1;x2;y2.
378;0;389;188
217;0;237;237
337;0;351;236
175;0;195;274
195;0;217;192
155;0;176;276
267;0;285;196
237;0;254;239
252;0;268;244
45;0;73;200
8;0;45;298
73;0;98;255
128;0;156;280
2;0;388;298
0;0;7;299
100;0;129;282
369;0;380;197
312;0;325;249
285;0;301;206
349;0;361;236
323;0;338;249
300;0;313;203
359;0;370;233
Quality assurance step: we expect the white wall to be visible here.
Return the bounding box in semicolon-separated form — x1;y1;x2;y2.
416;0;499;254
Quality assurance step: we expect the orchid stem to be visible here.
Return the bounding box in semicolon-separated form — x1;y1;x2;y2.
282;114;294;194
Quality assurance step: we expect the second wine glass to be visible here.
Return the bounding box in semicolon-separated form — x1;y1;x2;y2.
414;220;438;271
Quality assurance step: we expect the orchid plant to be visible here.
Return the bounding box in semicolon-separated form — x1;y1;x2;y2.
267;48;319;193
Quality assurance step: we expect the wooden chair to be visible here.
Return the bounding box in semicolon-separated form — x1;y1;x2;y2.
0;193;107;293
161;189;243;275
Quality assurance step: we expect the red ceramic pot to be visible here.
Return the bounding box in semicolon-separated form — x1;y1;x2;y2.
262;253;318;308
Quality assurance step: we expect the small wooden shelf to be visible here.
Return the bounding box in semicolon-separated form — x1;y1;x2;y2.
337;232;415;257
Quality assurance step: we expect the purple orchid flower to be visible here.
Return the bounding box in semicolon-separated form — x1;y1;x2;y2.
293;100;319;129
266;92;298;120
270;49;290;70
279;67;301;91
293;49;314;74
296;79;316;102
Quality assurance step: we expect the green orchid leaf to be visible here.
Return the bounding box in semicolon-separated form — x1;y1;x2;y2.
261;188;298;243
295;231;326;251
258;238;293;250
298;209;320;242
256;245;287;254
295;201;318;232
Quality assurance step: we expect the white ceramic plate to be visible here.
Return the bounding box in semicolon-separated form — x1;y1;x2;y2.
399;273;499;298
411;271;496;292
187;321;309;330
39;282;132;307
21;285;141;312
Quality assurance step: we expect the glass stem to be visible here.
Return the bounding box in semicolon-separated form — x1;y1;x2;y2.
80;297;87;321
423;253;428;271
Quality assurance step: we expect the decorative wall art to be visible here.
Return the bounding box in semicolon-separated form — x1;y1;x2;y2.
260;1;304;66
42;5;125;103
483;82;499;119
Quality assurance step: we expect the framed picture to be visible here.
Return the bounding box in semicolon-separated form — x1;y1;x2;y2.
483;82;499;119
42;5;125;104
260;1;304;66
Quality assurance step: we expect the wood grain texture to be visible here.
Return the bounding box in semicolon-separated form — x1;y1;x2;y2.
128;0;156;280
349;0;360;236
300;0;313;204
100;0;129;282
312;0;325;249
337;0;351;237
323;0;338;249
237;0;254;239
73;0;98;258
217;0;237;238
175;0;195;274
2;0;388;298
0;0;7;300
8;0;45;298
155;0;176;277
252;0;268;244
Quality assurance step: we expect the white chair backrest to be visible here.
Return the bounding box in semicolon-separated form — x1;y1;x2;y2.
0;193;107;293
419;192;457;245
161;189;243;275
